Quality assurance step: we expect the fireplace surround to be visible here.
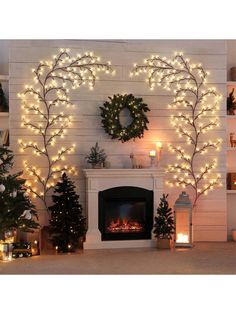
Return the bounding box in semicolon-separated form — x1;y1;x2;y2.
83;169;164;249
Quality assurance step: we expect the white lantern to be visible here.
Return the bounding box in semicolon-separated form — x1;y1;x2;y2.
174;191;193;247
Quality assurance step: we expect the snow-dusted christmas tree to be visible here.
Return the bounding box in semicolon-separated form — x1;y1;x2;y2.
0;146;39;240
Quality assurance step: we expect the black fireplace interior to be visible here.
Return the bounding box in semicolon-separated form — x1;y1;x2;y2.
99;186;153;241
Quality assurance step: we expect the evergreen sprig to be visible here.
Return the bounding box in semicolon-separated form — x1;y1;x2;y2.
153;194;174;239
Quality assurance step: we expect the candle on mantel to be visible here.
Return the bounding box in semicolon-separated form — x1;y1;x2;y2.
176;233;189;243
156;141;163;163
149;150;156;157
149;150;156;168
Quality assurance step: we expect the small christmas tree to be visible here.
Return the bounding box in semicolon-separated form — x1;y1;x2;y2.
85;142;106;168
227;88;236;115
48;172;86;252
153;194;174;239
0;83;9;112
0;146;39;240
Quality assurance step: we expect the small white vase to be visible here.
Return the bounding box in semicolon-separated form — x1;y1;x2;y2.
232;229;236;242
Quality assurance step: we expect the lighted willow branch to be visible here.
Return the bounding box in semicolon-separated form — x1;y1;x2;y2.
18;48;114;209
132;52;223;206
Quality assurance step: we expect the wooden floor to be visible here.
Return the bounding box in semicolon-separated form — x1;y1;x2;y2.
1;242;236;274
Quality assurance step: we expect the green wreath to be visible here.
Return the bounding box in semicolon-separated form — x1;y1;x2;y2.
100;94;150;142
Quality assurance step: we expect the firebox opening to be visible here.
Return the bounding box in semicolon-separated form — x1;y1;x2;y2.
99;186;153;241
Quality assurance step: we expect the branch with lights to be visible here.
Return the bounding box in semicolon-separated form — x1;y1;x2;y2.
132;52;223;206
18;49;114;209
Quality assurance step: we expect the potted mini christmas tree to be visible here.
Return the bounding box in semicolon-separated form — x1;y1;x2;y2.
0;83;9;112
85;142;107;168
153;194;174;249
48;172;86;252
227;88;236;115
0;146;39;241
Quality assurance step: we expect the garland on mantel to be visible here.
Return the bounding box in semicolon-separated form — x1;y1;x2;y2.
100;94;150;142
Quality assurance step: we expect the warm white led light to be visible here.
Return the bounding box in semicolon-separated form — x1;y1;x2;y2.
132;52;222;206
18;49;114;209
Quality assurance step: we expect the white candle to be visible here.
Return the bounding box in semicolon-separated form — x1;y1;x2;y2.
176;233;189;243
156;142;163;163
149;150;156;157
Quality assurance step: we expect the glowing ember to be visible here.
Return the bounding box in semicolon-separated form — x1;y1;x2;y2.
107;218;143;233
176;233;189;243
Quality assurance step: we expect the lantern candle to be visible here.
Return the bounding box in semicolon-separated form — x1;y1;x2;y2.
174;192;193;247
176;233;189;243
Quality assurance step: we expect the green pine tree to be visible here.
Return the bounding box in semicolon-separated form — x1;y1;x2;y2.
0;146;39;240
48;172;86;252
153;194;174;239
227;88;236;115
85;142;106;167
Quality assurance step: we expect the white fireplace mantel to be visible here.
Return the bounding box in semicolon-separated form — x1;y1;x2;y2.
83;168;165;249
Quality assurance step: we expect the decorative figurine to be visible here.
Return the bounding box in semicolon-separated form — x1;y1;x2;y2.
130;153;143;169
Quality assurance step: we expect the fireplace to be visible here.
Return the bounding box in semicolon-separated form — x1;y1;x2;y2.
99;186;153;241
83;168;164;249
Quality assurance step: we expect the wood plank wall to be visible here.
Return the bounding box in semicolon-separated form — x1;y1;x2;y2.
9;40;227;241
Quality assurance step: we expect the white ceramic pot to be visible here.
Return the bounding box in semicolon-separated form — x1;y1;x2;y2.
232;229;236;242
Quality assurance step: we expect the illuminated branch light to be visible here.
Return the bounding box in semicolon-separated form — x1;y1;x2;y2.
132;52;222;206
18;49;114;210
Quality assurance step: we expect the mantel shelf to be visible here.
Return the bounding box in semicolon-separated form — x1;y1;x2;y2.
227;115;236;119
227;190;236;194
0;75;9;82
227;147;236;151
0;112;9;117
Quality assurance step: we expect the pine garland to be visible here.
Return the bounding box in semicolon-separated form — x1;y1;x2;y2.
100;94;150;142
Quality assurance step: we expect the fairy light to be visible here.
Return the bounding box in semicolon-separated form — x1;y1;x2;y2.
18;49;114;210
132;52;222;206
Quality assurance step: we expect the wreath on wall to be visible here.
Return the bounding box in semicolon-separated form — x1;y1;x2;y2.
100;94;150;142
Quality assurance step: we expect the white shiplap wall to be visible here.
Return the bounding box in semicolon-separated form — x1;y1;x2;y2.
9;40;227;241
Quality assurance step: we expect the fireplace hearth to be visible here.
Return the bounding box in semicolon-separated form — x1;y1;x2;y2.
99;186;153;241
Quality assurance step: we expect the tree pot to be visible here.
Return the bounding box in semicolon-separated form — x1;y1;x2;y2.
228;109;235;115
92;163;103;169
156;238;172;249
232;229;236;242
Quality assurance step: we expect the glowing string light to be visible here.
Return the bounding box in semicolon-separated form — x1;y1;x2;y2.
132;52;223;206
18;48;114;209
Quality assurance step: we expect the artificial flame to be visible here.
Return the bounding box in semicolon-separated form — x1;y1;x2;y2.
107;218;143;233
